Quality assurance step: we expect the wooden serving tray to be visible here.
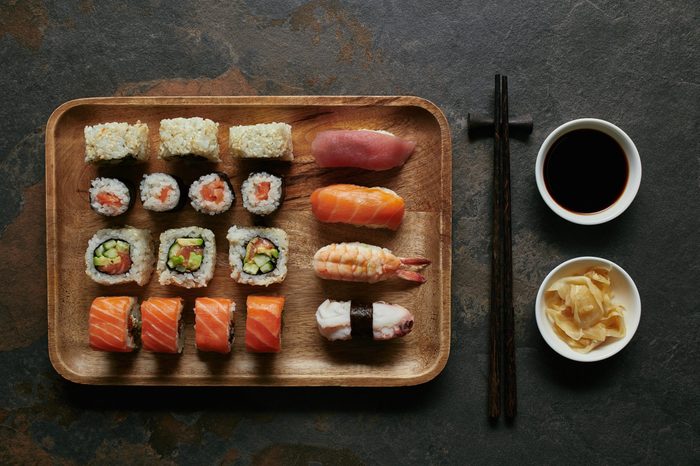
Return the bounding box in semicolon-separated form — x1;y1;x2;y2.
45;96;452;386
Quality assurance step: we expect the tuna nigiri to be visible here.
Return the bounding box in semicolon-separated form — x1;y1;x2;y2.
194;298;235;354
310;184;405;230
88;296;140;352
141;297;184;353
245;295;285;353
316;299;414;341
311;130;416;171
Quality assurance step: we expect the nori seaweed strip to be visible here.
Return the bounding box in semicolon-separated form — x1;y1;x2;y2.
350;304;373;339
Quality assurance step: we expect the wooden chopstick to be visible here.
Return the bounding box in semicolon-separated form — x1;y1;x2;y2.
501;76;517;420
488;74;504;420
489;74;517;421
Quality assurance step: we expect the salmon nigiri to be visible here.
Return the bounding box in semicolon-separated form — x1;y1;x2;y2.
88;296;140;352
245;295;285;353
310;184;405;230
194;298;235;354
311;130;416;171
141;297;184;353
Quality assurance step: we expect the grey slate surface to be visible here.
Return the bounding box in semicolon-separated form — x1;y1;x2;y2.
0;0;698;464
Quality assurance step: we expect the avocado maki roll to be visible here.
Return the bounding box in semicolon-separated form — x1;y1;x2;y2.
139;173;185;212
89;177;134;217
84;121;149;164
227;226;288;286
241;172;284;216
188;172;234;215
157;226;216;288
85;227;155;286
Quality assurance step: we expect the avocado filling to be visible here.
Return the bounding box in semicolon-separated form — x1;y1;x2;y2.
93;239;131;275
242;237;279;275
167;237;204;273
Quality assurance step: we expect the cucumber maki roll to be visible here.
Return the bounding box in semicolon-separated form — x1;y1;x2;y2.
89;177;134;217
85;227;155;286
139;173;185;212
157;226;216;288
188;172;234;215
227;226;288;286
241;172;284;216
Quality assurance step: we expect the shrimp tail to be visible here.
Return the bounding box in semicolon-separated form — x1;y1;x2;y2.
396;269;427;283
400;257;431;266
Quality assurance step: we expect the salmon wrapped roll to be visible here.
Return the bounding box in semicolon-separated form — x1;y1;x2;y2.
88;296;140;352
194;298;235;353
141;297;185;353
245;295;285;353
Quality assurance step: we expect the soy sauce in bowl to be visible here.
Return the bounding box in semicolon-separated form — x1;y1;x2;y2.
543;129;628;213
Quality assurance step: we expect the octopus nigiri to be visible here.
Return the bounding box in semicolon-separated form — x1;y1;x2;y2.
313;242;430;283
311;130;416;171
316;299;414;341
310;184;405;230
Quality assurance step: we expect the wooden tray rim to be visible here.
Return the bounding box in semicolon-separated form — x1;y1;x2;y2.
45;95;452;387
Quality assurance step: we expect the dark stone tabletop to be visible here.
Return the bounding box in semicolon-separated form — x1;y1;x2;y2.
1;1;698;464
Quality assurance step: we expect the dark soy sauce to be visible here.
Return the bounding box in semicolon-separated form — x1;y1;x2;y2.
544;129;628;213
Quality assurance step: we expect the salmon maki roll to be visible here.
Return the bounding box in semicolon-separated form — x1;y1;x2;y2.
310;184;405;230
194;298;235;353
245;295;285;353
141;297;185;353
89;297;140;352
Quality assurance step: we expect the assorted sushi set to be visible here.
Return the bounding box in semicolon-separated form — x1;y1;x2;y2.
46;96;452;386
81;115;428;357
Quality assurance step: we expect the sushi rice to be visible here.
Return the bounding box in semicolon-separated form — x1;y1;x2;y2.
241;172;283;216
84;121;149;163
158;117;220;161
85;227;155;286
89;177;132;216
140;173;182;212
229;122;293;160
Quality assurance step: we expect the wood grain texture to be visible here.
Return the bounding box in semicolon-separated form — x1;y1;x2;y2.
45;96;452;386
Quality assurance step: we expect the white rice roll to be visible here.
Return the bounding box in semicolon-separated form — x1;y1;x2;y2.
85;227;155;286
84;121;149;163
157;226;216;288
158;117;220;161
227;226;288;286
229;122;293;160
188;172;234;215
89;177;133;216
140;173;183;212
241;172;283;216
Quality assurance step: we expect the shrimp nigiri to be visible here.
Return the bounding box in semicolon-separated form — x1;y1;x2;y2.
310;184;405;230
313;242;430;283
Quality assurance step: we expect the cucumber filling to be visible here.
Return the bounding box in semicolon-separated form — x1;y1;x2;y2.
242;237;279;275
167;237;204;273
93;239;131;275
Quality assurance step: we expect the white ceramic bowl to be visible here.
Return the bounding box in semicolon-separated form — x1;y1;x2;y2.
535;118;642;225
535;256;641;362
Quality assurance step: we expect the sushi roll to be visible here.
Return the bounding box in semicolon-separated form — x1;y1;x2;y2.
241;172;284;216
84;121;149;164
188;172;234;215
85;227;154;286
139;173;185;212
194;298;235;354
316;299;414;341
89;177;134;217
88;296;140;352
245;295;285;353
229;122;293;160
157;226;216;288
227;226;288;286
141;297;185;353
158;117;220;161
